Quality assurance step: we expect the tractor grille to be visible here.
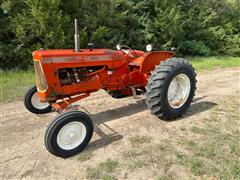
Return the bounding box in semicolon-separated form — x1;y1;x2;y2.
34;60;48;92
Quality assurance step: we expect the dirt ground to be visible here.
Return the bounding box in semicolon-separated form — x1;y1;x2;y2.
1;67;240;179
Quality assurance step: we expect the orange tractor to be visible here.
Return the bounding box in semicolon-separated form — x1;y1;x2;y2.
24;19;196;157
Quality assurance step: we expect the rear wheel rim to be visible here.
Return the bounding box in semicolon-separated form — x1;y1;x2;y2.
167;74;191;109
31;92;50;109
57;121;87;150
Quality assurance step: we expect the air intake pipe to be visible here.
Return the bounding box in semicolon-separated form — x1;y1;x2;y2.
74;19;80;52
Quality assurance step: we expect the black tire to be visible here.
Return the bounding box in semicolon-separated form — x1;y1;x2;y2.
45;111;94;158
24;86;52;114
145;58;197;120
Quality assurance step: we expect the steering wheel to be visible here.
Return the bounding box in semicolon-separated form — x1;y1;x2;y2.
116;44;138;58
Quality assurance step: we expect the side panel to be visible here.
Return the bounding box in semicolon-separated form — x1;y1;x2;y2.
33;49;126;101
38;62;104;101
140;51;174;74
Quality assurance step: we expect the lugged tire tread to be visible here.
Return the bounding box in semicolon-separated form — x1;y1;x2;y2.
145;58;197;120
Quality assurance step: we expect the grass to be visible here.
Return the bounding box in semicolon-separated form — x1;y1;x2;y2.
118;94;240;179
122;139;176;171
0;56;239;102
188;56;240;71
187;156;206;176
86;159;118;179
128;135;152;147
190;125;207;134
0;70;35;102
77;150;92;161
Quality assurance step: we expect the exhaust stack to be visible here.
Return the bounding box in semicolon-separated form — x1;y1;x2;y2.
74;19;80;52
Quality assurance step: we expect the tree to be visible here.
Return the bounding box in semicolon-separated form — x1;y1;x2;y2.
0;0;239;70
1;0;69;69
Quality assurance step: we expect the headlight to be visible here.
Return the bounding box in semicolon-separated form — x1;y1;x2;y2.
146;44;153;52
116;44;121;51
34;60;48;92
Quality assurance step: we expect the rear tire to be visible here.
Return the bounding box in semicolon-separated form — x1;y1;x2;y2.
145;58;196;120
24;86;52;114
45;111;93;158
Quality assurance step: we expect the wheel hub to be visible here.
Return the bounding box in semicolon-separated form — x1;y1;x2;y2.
69;132;75;138
57;121;87;150
167;74;191;108
31;92;50;109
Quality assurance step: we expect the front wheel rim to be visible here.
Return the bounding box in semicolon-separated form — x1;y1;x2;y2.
167;74;191;109
57;121;87;150
31;92;50;109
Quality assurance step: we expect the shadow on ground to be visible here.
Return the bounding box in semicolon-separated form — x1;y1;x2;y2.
86;96;217;151
92;99;147;125
86;100;146;151
183;99;217;118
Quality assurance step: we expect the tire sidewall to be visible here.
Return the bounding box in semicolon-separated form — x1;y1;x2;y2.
161;64;196;118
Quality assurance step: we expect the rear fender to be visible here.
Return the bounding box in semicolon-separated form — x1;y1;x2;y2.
139;51;174;74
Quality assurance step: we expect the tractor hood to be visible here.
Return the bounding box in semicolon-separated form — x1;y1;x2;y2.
32;49;122;64
32;48;145;70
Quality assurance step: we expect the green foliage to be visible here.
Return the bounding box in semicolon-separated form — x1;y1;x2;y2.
180;40;211;56
188;56;240;71
1;0;239;69
1;0;69;69
0;70;35;102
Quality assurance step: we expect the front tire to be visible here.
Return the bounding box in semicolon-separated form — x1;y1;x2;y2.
45;111;93;158
145;58;197;120
24;86;52;114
